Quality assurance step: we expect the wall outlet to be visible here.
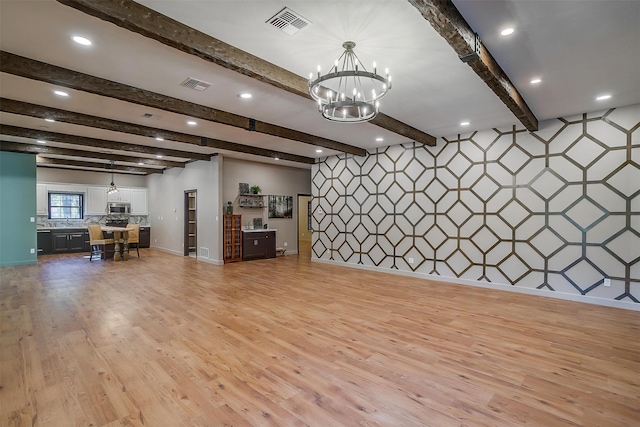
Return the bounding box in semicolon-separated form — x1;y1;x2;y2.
408;257;414;264
284;242;288;247
30;217;35;222
30;248;35;254
603;278;611;287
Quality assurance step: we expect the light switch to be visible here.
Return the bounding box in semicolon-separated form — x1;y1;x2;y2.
30;217;35;222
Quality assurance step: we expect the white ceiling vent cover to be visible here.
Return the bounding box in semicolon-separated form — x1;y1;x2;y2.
266;7;311;36
180;77;212;91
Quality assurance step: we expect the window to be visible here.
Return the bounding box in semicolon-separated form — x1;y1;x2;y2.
49;193;84;219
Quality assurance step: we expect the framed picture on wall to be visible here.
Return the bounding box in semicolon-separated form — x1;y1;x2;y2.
268;195;293;218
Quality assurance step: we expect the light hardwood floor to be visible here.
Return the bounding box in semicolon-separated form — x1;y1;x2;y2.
1;249;639;426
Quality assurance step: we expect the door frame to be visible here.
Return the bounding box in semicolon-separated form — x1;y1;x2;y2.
184;189;197;257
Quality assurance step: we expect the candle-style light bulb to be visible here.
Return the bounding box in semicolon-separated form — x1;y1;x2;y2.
373;61;377;74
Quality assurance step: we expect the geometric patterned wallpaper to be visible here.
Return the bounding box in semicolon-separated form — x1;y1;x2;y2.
311;104;640;304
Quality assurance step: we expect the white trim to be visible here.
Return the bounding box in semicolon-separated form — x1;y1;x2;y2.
312;257;640;312
149;245;183;256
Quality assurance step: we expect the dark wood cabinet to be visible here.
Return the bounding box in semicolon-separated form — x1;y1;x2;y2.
224;215;242;263
37;230;52;255
139;226;150;248
51;229;87;253
242;230;276;261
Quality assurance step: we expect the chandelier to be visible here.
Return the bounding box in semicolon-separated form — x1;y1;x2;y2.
107;161;118;194
309;41;391;123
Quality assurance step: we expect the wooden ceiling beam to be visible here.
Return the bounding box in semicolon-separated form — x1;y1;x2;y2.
407;0;538;131
55;0;437;146
0;98;315;164
0;51;365;156
0;124;210;161
35;156;160;174
0;140;181;168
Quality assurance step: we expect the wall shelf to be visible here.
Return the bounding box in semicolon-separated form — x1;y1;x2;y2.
237;194;264;208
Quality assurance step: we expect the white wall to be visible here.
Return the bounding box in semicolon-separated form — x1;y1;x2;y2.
222;157;311;253
147;157;221;262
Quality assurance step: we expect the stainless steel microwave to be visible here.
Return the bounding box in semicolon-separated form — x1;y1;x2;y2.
107;203;131;214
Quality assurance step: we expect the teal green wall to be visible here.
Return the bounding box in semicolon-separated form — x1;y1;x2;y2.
0;151;37;266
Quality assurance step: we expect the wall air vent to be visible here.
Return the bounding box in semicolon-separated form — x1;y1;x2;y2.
180;77;212;91
266;7;311;36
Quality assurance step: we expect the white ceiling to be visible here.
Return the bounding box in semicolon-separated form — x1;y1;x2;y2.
1;0;638;173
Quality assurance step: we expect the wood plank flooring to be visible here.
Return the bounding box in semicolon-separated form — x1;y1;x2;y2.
1;249;639;426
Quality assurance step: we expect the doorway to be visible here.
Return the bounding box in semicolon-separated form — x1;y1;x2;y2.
297;194;313;258
184;190;197;257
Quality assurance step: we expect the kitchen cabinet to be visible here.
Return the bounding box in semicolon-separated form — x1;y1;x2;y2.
37;184;48;215
107;188;131;203
242;230;276;261
86;186;108;215
51;229;87;253
37;230;52;255
130;188;148;215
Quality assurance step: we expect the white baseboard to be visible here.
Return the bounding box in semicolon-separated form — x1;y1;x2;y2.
149;245;183;256
312;257;640;312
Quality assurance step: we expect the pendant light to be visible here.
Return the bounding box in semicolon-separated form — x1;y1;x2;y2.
107;160;119;194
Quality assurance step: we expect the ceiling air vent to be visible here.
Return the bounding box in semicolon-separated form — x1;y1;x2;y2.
180;77;212;91
266;7;311;36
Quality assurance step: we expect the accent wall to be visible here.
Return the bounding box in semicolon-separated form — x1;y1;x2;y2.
312;104;640;307
0;151;37;266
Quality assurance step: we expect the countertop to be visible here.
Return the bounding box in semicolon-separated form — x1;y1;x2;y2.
242;228;277;233
38;225;150;230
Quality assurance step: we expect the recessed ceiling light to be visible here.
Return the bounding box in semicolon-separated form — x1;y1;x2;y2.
72;36;92;46
375;137;384;142
274;157;280;161
156;155;163;158
596;94;612;101
500;28;515;36
315;149;323;153
44;118;55;123
54;90;69;97
530;78;542;84
187;120;197;126
460;121;470;126
238;93;252;99
155;137;164;141
138;162;144;166
36;140;46;144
